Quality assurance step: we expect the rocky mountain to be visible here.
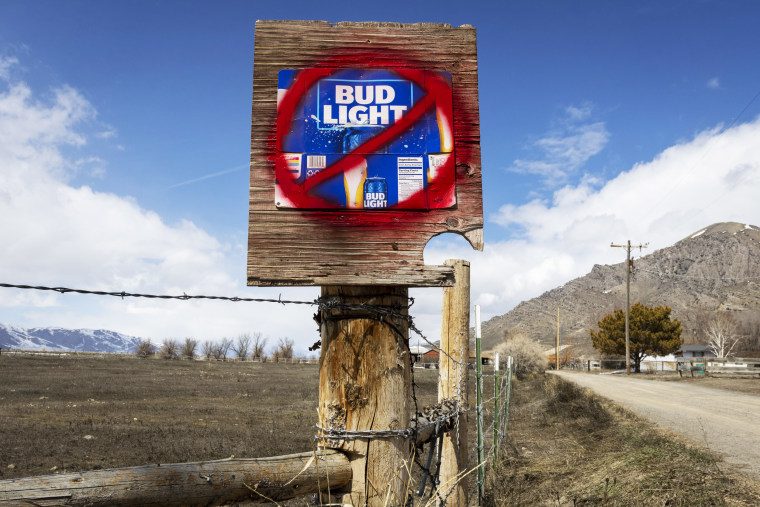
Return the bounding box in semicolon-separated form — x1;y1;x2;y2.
0;323;142;354
481;222;760;356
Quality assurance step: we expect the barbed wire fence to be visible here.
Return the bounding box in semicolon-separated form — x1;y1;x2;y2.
0;281;516;506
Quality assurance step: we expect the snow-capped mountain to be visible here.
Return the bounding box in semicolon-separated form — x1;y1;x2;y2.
0;323;142;353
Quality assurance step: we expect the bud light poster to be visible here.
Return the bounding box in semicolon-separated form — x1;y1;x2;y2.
275;68;456;210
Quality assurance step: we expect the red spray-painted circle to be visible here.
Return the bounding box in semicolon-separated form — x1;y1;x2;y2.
274;58;455;212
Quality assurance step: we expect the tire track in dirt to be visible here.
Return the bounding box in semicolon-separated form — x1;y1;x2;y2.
552;371;760;479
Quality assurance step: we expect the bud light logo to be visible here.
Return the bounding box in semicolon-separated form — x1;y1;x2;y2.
363;177;388;209
275;68;457;211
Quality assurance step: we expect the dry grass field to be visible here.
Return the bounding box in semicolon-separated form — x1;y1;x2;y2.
2;353;759;506
0;354;439;483
488;374;760;506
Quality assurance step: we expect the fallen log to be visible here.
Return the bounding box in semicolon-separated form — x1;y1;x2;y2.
0;399;459;507
0;451;350;506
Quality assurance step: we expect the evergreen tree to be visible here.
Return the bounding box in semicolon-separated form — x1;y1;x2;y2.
590;303;683;372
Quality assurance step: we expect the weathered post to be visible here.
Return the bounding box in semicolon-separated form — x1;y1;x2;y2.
317;286;411;506
437;259;470;505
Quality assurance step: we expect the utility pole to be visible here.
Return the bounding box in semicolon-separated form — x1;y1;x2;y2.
556;307;560;371
610;240;647;374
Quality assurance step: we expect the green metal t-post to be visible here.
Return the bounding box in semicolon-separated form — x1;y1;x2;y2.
503;355;513;426
493;352;500;465
475;305;484;504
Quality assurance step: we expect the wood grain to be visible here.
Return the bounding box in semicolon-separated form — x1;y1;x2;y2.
0;451;350;506
437;259;470;505
249;21;483;287
317;286;412;506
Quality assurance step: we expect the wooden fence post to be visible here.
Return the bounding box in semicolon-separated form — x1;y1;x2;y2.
437;259;470;505
317;286;412;507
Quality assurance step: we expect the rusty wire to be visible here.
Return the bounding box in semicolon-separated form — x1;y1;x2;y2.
0;281;468;367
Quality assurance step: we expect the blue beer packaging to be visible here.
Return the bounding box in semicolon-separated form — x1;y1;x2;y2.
275;68;455;210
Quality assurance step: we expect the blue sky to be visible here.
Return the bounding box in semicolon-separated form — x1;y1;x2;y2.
1;0;759;353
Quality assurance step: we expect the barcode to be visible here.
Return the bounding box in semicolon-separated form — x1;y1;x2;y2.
307;155;326;169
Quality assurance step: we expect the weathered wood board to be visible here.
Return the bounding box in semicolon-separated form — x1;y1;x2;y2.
0;452;351;506
248;20;483;287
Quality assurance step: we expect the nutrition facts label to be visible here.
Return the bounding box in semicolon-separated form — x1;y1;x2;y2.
397;156;424;202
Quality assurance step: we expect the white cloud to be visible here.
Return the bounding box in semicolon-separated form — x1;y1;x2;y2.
169;164;247;189
0;56;18;80
565;103;592;121
509;104;609;185
95;126;118;139
707;77;720;90
420;115;760;339
2;54;758;357
0;57;320;354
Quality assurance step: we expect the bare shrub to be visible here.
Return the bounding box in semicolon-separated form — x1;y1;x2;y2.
250;332;268;361
201;340;214;360
271;337;294;362
135;339;156;359
159;339;180;360
231;334;251;360
219;338;233;360
494;333;548;379
181;338;198;360
209;342;224;361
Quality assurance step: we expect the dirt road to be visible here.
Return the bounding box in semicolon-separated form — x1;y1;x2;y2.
553;371;760;479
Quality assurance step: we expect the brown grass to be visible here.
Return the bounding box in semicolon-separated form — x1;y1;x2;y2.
3;355;757;506
0;354;441;484
486;374;760;506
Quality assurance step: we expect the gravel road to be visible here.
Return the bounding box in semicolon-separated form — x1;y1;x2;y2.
552;371;760;479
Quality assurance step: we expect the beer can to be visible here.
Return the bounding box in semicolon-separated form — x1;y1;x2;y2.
363;177;388;209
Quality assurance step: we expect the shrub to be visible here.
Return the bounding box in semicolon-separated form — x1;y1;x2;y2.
494;333;548;379
271;337;294;362
135;339;156;359
250;333;268;361
159;339;180;360
231;334;251;360
181;338;197;360
201;340;214;360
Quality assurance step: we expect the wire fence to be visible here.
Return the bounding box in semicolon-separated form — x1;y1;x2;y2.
0;281;516;505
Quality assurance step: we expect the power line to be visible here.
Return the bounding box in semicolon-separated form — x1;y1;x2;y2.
611;240;648;375
635;268;760;282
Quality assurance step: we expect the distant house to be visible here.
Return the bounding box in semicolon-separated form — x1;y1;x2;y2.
678;345;717;359
421;348;439;367
413;347;494;367
471;351;494;366
409;345;429;363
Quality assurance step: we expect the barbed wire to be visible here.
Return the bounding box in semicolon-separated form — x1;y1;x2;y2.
2;280;517;504
0;282;319;305
315;424;416;441
0;281;468;367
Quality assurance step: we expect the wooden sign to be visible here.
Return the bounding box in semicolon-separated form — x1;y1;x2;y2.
248;21;483;287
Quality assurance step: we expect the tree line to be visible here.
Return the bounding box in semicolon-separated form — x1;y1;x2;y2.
135;333;298;361
589;303;752;372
